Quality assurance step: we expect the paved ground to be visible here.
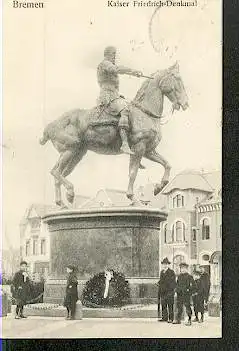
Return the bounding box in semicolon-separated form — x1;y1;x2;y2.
1;313;221;339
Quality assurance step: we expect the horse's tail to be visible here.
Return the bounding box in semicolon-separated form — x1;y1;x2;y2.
39;128;50;145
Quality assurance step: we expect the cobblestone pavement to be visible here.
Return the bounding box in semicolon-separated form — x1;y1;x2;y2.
2;314;221;339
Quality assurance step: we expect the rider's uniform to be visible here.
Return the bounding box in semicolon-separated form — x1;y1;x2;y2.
97;59;129;129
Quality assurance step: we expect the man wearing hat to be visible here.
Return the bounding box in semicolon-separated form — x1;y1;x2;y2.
63;265;78;320
97;45;143;155
11;261;31;319
173;262;195;326
158;257;176;323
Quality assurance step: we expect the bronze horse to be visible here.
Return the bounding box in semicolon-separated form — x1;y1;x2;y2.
40;62;189;207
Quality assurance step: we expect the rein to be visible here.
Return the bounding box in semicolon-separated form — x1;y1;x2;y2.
131;102;161;119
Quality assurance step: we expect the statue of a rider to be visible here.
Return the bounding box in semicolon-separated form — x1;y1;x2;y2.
97;46;143;155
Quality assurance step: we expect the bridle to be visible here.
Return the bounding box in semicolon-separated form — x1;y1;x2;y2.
131;72;178;123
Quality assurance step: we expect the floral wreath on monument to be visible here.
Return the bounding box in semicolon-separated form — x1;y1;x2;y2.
82;269;130;308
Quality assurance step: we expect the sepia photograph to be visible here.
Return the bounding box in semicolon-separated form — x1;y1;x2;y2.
2;0;221;339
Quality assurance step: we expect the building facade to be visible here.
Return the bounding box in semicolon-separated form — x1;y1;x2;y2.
20;204;53;278
156;170;221;294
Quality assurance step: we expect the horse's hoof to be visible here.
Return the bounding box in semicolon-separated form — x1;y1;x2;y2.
154;181;169;196
130;199;143;207
126;192;133;200
139;163;146;170
66;192;75;204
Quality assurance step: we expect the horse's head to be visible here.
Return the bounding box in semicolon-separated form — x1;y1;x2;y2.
158;62;189;111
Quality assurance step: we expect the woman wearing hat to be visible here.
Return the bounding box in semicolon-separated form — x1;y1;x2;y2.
63;265;78;320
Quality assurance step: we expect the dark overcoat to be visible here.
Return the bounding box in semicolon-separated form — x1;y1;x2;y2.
158;268;176;297
64;273;78;308
176;272;195;297
11;270;31;304
192;277;205;312
200;272;210;301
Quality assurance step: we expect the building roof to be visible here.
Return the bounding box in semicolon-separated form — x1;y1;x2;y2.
80;188;131;208
25;203;58;218
198;188;222;206
74;195;91;208
162;169;221;194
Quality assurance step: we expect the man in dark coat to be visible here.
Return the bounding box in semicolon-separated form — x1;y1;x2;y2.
158;257;176;323
11;261;30;319
64;265;78;320
199;265;211;306
173;263;195;326
192;270;205;323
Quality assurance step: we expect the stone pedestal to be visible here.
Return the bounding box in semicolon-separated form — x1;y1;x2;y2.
43;207;167;304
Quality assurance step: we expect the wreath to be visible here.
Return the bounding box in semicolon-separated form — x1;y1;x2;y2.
82;270;130;308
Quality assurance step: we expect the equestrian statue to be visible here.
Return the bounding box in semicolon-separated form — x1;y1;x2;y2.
40;46;189;207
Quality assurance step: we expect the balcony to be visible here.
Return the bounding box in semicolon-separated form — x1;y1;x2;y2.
166;241;188;247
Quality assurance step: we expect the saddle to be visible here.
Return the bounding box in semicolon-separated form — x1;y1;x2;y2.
87;101;124;128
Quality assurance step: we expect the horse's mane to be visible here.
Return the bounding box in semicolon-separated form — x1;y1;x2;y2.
133;68;169;103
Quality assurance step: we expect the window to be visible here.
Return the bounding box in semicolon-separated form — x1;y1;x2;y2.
172;221;186;242
41;239;46;255
25;240;30;256
202;218;210;240
164;224;167;243
202;254;210;261
33;238;38;255
173;194;184;208
30;218;41;231
192;229;197;241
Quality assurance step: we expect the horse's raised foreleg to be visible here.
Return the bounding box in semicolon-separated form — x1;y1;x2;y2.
127;141;146;203
144;150;171;195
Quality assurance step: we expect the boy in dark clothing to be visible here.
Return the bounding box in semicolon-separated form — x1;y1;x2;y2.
199;265;211;308
192;271;205;323
63;265;78;320
12;261;30;319
173;263;195;326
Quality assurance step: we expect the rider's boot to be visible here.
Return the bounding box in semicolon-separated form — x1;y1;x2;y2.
119;128;134;155
119;109;135;155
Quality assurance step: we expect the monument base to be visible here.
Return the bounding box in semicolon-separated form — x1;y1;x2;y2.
43;207;166;309
22;303;158;319
43;277;159;305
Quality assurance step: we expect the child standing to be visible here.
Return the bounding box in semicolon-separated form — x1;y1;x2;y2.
63;265;78;320
192;270;205;323
173;262;195;326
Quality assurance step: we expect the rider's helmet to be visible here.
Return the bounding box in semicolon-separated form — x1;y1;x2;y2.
104;46;117;63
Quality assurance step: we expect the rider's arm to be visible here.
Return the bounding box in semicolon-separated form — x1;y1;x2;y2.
101;60;142;77
116;65;142;76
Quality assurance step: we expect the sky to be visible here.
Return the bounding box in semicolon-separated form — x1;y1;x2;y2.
2;0;221;248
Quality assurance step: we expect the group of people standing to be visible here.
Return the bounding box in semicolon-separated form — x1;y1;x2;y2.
11;261;79;320
12;258;210;324
158;257;210;326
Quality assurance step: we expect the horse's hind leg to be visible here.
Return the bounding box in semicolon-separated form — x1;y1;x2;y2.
50;160;64;207
51;150;76;204
53;148;87;205
144;150;171;195
60;148;87;203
